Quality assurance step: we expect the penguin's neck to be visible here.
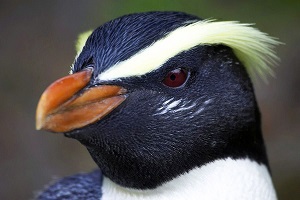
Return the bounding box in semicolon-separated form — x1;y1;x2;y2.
100;158;277;200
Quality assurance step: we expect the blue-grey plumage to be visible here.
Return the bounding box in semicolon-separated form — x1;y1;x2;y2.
37;170;102;200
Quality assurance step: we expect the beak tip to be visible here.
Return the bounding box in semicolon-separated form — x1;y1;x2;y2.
36;124;42;130
35;110;43;130
35;118;44;131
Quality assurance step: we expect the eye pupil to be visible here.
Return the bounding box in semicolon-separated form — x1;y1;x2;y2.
170;74;176;81
163;68;188;88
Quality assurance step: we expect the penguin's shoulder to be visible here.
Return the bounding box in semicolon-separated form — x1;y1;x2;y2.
36;170;103;200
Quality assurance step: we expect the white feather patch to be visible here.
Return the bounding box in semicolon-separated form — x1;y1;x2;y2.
101;158;277;200
97;20;280;81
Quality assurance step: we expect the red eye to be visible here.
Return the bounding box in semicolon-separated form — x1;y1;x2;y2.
163;68;188;88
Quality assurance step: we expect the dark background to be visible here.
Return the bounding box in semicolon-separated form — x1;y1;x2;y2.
0;0;299;199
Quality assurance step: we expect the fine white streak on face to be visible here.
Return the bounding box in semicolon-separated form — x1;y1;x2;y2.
204;99;212;105
162;98;175;106
155;98;175;111
166;100;182;110
154;99;182;115
191;98;213;117
96;20;279;82
172;102;197;113
154;98;212;118
101;158;277;200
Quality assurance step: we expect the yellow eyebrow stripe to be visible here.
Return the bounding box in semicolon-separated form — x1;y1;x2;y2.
95;20;280;81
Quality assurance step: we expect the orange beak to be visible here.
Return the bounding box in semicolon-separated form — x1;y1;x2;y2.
36;68;126;133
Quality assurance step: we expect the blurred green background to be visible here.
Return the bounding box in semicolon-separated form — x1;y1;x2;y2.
0;0;299;199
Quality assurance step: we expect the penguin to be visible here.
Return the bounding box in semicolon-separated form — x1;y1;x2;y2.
35;11;280;200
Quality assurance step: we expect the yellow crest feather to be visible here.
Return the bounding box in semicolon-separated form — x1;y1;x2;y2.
98;20;280;81
75;30;93;54
194;20;281;80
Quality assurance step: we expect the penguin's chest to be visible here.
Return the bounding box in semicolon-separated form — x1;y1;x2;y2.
100;158;277;200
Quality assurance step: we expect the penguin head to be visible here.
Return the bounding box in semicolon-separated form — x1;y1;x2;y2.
36;12;279;189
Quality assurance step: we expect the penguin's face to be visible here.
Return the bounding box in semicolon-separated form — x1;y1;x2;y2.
71;46;259;189
36;12;279;189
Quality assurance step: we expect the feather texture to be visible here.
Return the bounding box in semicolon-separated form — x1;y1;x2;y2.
96;20;280;81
